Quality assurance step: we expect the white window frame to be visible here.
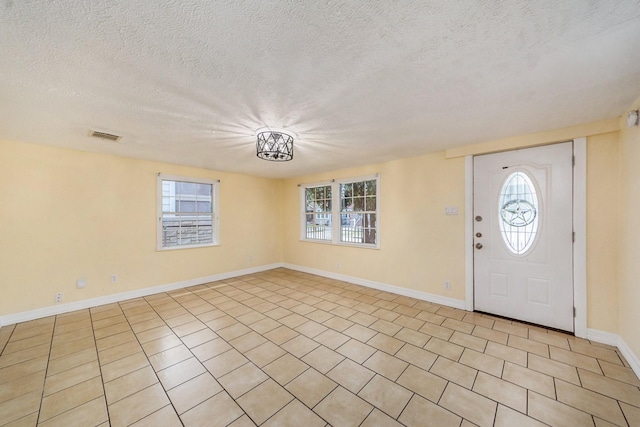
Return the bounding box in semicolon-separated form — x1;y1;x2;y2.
157;173;220;251
301;180;334;244
299;174;380;249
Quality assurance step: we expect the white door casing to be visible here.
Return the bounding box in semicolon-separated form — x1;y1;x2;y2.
473;142;574;331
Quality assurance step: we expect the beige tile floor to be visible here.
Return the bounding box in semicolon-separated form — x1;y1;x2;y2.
1;268;639;426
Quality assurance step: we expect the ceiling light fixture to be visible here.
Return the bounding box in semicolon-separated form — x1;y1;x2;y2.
626;110;639;128
256;128;295;161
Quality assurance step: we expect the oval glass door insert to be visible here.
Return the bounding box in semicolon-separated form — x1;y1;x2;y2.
498;171;539;254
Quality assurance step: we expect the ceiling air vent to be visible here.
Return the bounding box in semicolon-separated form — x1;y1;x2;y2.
91;130;121;142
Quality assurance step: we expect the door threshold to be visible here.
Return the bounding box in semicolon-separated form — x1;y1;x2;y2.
473;311;574;336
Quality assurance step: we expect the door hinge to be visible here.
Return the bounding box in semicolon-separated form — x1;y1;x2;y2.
572;231;575;243
572;155;576;167
573;307;576;318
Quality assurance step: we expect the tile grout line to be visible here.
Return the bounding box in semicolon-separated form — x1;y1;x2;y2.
321;305;430;422
215;278;332;426
117;299;187;427
270;275;483;424
196;277;364;426
162;280;283;425
88;307;115;427
0;324;17;356
8;269;639;427
34;315;57;426
122;294;204;426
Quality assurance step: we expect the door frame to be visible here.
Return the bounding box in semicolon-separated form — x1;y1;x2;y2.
464;138;587;338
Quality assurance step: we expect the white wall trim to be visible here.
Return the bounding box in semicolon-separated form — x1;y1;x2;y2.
4;261;636;379
465;140;588;338
573;137;588;338
465;155;474;311
586;328;618;346
0;263;284;327
617;336;640;380
283;263;466;310
588;329;640;380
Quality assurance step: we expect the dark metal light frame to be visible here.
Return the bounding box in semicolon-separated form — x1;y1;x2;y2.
256;128;295;161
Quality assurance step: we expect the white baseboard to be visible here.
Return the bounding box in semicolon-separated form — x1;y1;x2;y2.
283;263;466;310
617;337;640;381
285;265;639;380
586;328;618;346
588;328;640;380
0;263;284;327
5;263;637;382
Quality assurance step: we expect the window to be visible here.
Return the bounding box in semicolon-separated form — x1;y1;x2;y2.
157;174;219;250
304;184;332;241
340;179;377;245
498;171;539;255
300;174;379;248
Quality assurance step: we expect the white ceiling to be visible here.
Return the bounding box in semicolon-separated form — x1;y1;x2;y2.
2;1;640;178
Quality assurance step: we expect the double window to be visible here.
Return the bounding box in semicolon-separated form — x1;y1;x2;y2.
157;174;219;250
301;174;380;248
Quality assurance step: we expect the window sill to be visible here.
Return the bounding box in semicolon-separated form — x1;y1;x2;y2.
299;239;380;250
157;243;220;251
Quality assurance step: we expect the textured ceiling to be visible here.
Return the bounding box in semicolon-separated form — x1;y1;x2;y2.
2;1;640;178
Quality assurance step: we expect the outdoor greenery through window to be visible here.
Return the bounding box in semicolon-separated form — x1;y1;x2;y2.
301;174;379;248
340;179;377;244
305;185;332;241
157;174;219;250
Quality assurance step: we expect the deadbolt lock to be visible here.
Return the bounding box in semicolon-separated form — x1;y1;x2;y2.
475;243;483;249
475;216;483;222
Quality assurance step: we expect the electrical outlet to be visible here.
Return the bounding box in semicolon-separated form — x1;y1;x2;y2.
445;206;458;215
111;274;118;283
337;262;341;270
54;293;64;303
248;255;253;262
76;278;86;289
444;280;451;290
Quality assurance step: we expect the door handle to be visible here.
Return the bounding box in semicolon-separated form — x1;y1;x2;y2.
475;243;483;250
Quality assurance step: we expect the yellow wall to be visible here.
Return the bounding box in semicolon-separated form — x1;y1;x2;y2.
0;139;283;316
282;129;623;335
618;97;640;359
445;118;619;158
449;126;623;333
283;152;466;300
0;118;630;345
586;132;620;332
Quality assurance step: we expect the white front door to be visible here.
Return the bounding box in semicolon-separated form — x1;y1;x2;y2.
473;142;574;332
